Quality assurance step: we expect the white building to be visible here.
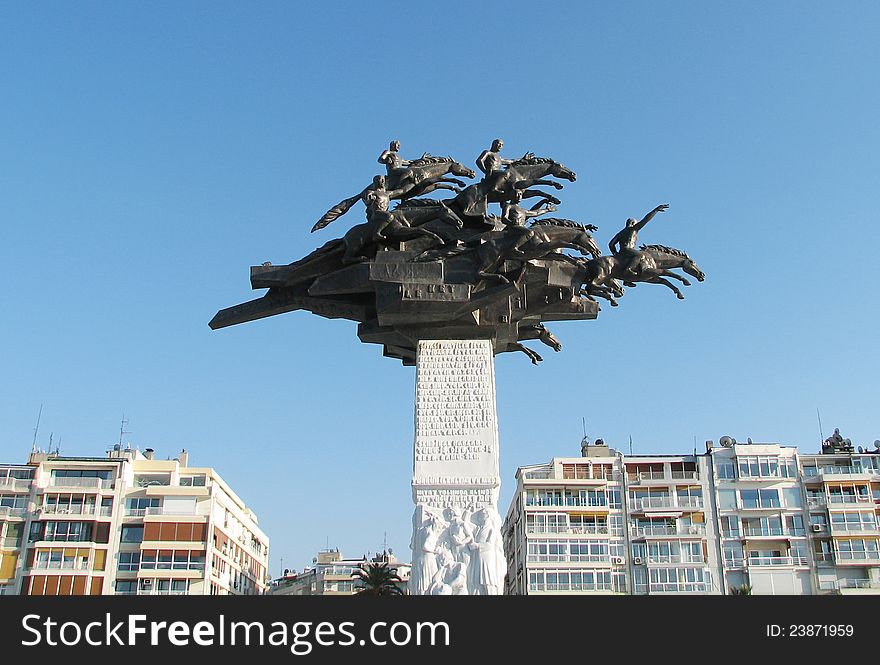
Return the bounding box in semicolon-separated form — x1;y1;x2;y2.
504;434;880;595
0;446;269;595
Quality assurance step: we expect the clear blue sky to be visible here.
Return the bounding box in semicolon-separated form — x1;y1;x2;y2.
1;2;878;576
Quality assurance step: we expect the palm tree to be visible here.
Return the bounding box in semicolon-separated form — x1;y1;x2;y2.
730;583;752;595
352;562;405;596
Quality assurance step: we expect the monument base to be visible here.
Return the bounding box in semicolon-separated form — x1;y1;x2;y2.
409;340;506;595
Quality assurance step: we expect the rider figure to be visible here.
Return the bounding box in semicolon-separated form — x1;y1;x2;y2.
363;175;407;241
607;204;669;278
476;138;514;194
378;140;411;177
501;189;556;257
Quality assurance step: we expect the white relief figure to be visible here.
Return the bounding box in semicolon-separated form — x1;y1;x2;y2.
444;505;474;593
469;507;505;595
410;505;446;595
427;550;468;596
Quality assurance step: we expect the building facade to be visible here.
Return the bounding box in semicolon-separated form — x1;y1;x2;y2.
0;447;269;595
268;549;411;596
504;436;880;595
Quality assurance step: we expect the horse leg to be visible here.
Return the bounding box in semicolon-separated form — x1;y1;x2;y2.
511;342;543;365
516;186;561;205
649;276;685;299
515;178;564;191
659;269;691;287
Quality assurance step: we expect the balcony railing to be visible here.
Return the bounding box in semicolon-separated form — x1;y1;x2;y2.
723;557;745;569
48;478;114;490
632;524;705;537
839;579;880;589
829;523;878;534
137;589;189;596
0;506;26;517
1;537;22;548
649;582;711;593
144;507;197;517
40;506;113;517
827;495;873;505
742;527;807;538
31;558;91;571
807;496;827;507
646;555;706;565
0;478;32;491
834;551;880;562
747;555;809;566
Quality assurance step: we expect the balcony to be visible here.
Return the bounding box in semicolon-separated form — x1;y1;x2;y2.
834;551;880;564
0;506;26;518
742;527;807;538
827;495;874;506
807;496;827;508
746;555;809;567
39;506;113;518
630;496;704;512
723;557;745;569
30;559;92;572
646;555;706;565
144;507;198;517
48;478;114;490
632;524;705;538
819;467;877;482
1;537;22;549
829;524;878;536
0;478;32;492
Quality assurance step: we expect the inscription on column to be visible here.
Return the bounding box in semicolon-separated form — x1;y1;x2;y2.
413;340;499;485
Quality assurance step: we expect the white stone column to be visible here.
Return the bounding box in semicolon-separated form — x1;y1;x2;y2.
409;340;506;595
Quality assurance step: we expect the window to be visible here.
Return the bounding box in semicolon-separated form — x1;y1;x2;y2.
126;498;160;515
120;525;144;544
715;461;735;479
718;490;737;510
115;580;137;595
721;516;740;537
179;475;207;487
135;474;171;487
740;489;780;509
118;552;140;571
783;487;803;508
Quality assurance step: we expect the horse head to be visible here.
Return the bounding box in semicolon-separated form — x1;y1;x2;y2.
578;232;601;258
449;161;476;179
683;258;706;282
550;161;577;182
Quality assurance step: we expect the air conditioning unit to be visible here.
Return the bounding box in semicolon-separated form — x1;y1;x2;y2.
611;556;625;565
141;579;152;587
633;557;644;565
811;524;823;532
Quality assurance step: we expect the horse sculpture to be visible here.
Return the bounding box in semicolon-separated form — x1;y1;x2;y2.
307;199;463;265
450;156;577;223
579;244;705;300
418;218;600;284
506;323;563;365
313;156;476;232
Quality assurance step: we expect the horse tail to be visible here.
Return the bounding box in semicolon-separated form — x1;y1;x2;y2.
312;194;361;232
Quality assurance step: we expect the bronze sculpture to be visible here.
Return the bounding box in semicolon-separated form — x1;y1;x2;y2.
211;140;705;364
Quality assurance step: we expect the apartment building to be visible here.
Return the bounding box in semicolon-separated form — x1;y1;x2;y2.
0;446;269;596
504;434;880;595
268;549;411;595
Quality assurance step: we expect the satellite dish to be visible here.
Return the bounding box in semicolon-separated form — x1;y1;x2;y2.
858;446;864;453
719;436;735;448
747;437;753;444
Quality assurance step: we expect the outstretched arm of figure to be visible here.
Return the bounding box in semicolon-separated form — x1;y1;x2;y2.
475;150;492;174
608;229;625;255
524;203;557;218
634;204;669;231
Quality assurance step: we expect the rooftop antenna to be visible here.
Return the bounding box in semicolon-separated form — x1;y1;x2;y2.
48;432;53;453
118;414;131;448
56;435;62;455
629;435;633;456
32;404;43;453
816;408;824;444
693;435;698;457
